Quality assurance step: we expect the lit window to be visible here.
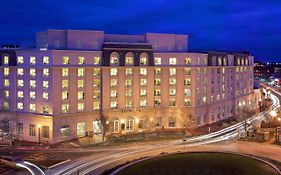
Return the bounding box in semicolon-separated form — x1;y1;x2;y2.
43;81;49;89
63;56;69;64
17;91;24;99
197;57;201;64
169;78;176;85
43;92;49;100
62;68;69;76
43;56;49;64
17;80;24;87
30;80;36;88
140;78;147;86
154;99;161;107
29;91;36;100
4;68;9;76
93;57;100;65
62;91;69;100
61;104;70;113
93;79;100;87
125;52;134;65
203;58;208;65
110;79;117;87
29;104;36;112
17;68;23;77
125;68;133;76
154;89;161;96
17;56;24;64
169;58;176;65
78;56;84;64
154;78;161;85
169;99;176;106
169;68;176;75
77;80;84;88
43;106;49;114
125;89;132;97
4;91;9;98
184;79;191;85
140;68;147;75
93;102;100;110
140;52;148;65
77;68;85;77
93;90;100;99
218;57;222;66
185;58;191;65
4;79;9;87
3;55;9;64
140;100;147;107
43;69;49;77
140;89;147;97
184;89;191;96
184;99;191;106
30;69;36;77
125;101;132;108
110;101;118;109
154;68;161;75
78;91;85;100
110;68;118;76
93;68;100;76
169;89;176;96
110;52;119;65
17;103;24;110
61;80;69;88
111;90;118;98
184;68;191;75
125;79;132;87
154;57;161;65
30;56;36;65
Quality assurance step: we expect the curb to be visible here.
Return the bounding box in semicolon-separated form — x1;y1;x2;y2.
48;159;70;169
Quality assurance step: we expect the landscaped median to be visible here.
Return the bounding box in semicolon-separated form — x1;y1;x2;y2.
107;152;281;175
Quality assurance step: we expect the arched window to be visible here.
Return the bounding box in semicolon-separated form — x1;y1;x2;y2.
110;52;119;65
125;52;134;65
139;52;148;65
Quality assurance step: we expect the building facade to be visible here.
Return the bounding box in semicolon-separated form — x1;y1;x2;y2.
0;29;260;143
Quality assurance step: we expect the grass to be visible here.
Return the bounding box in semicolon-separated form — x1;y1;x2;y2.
116;153;279;175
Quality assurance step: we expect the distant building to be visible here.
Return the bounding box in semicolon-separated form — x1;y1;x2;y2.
0;29;260;143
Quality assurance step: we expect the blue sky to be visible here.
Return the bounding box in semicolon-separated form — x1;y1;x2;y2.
0;0;280;62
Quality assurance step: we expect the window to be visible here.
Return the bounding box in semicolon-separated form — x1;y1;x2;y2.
4;68;9;76
30;56;36;65
93;90;100;99
17;91;24;99
184;99;191;106
110;68;118;76
184;79;191;85
17;68;24;76
169;68;176;75
42;126;49;138
78;56;84;64
110;52;119;65
17;103;23;110
17;80;24;88
140;100;147;107
4;79;9;87
77;91;85;100
184;68;191;75
168;117;176;127
111;90;118;98
77;68;85;77
169;89;176;96
29;91;36;100
184;89;191;96
93;68;100;76
125;52;134;65
110;79;117;87
140;68;147;75
169;99;176;106
63;56;69;64
77;103;84;111
140;89;147;97
112;119;119;133
61;104;70;113
154;78;161;85
61;125;70;137
43;56;49;64
110;101;118;109
43;106;49;114
43;81;49;89
154;68;161;75
154;57;161;65
93;102;100;110
169;58;176;65
140;78;147;86
77;80;84;88
43;69;49;77
17;56;24;64
62;68;69;76
29;103;36;112
125;89;132;97
4;91;9;98
17;123;23;135
3;56;9;64
62;91;69;100
169;78;176;85
29;124;36;136
30;69;36;77
43;92;49;100
125;79;132;87
30;80;36;88
93;57;100;65
125;68;133;76
62;80;69;88
154;99;161;107
140;52;148;65
154;89;161;96
93;79;100;87
125;100;132;108
185;58;191;65
218;57;222;65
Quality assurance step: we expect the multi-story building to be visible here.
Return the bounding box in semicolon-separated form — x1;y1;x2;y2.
0;29;260;143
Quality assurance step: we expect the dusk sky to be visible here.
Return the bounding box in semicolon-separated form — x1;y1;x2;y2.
0;0;280;62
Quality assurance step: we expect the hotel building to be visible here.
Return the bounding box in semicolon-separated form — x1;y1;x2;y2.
0;30;260;143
